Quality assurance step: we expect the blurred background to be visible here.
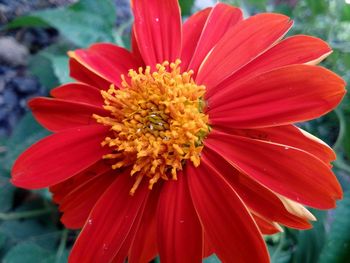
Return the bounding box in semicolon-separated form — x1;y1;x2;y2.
0;0;349;262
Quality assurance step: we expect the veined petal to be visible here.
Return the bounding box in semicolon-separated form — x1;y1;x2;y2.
207;35;332;97
131;26;144;63
252;214;282;235
128;187;160;263
205;130;342;209
201;148;312;229
187;3;242;74
51;83;103;107
59;170;116;229
196;13;292;88
180;7;212;70
69;44;140;89
158;171;202;263
69;173;149;263
187;163;269;263
216;125;335;164
208;65;346;128
69;59;111;89
203;233;214;258
12;125;109;189
131;0;182;67
50;161;111;204
29;97;108;132
278;195;316;222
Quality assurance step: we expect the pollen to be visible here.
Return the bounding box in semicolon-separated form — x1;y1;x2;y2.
94;60;210;195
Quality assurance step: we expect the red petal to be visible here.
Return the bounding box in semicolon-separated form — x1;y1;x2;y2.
203;234;214;258
128;186;161;263
50;83;103;107
11;125;109;189
205;130;342;209
207;35;332;97
202;148;311;229
253;214;281;235
50;161;110;204
69;44;140;89
187;164;269;263
131;26;144;63
158;171;202;263
218;125;335;165
69;173;149;263
131;0;182;67
59;170;116;229
196;13;293;88
180;7;212;71
188;3;242;75
29;97;108;132
209;65;346;128
69;59;111;89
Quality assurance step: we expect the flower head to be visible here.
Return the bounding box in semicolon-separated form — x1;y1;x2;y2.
11;0;346;262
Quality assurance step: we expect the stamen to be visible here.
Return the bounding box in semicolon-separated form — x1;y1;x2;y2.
94;60;210;193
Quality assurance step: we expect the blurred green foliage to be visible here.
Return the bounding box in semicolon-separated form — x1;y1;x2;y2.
0;0;350;262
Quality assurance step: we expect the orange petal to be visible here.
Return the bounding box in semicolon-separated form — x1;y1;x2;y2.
216;125;335;165
12;125;109;189
69;43;140;89
50;83;103;107
180;7;212;70
187;3;242;75
205;130;342;209
131;0;182;67
187;163;269;263
157;171;203;262
59;170;116;229
209;65;346;128
29;97;108;132
128;187;160;263
252;214;283;235
196;13;292;88
207;35;332;97
69;173;149;263
201;148;313;229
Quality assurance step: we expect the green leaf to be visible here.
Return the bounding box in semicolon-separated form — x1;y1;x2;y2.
5;16;49;28
29;42;74;89
2;113;50;172
179;0;195;16
293;211;326;263
42;249;69;263
203;255;221;263
0;232;6;250
7;0;116;47
0;176;15;212
342;6;350;21
28;54;60;89
246;0;268;10
319;191;350;263
3;242;53;263
305;0;328;15
0;219;60;250
43;54;71;85
268;232;292;263
343;120;350;160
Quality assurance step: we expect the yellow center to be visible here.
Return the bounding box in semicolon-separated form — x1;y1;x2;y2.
94;60;210;194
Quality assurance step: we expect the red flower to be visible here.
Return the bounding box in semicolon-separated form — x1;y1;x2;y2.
11;1;346;262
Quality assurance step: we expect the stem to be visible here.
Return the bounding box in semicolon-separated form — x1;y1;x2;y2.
271;231;285;263
0;208;52;220
56;229;69;263
333;108;346;152
334;158;350;175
